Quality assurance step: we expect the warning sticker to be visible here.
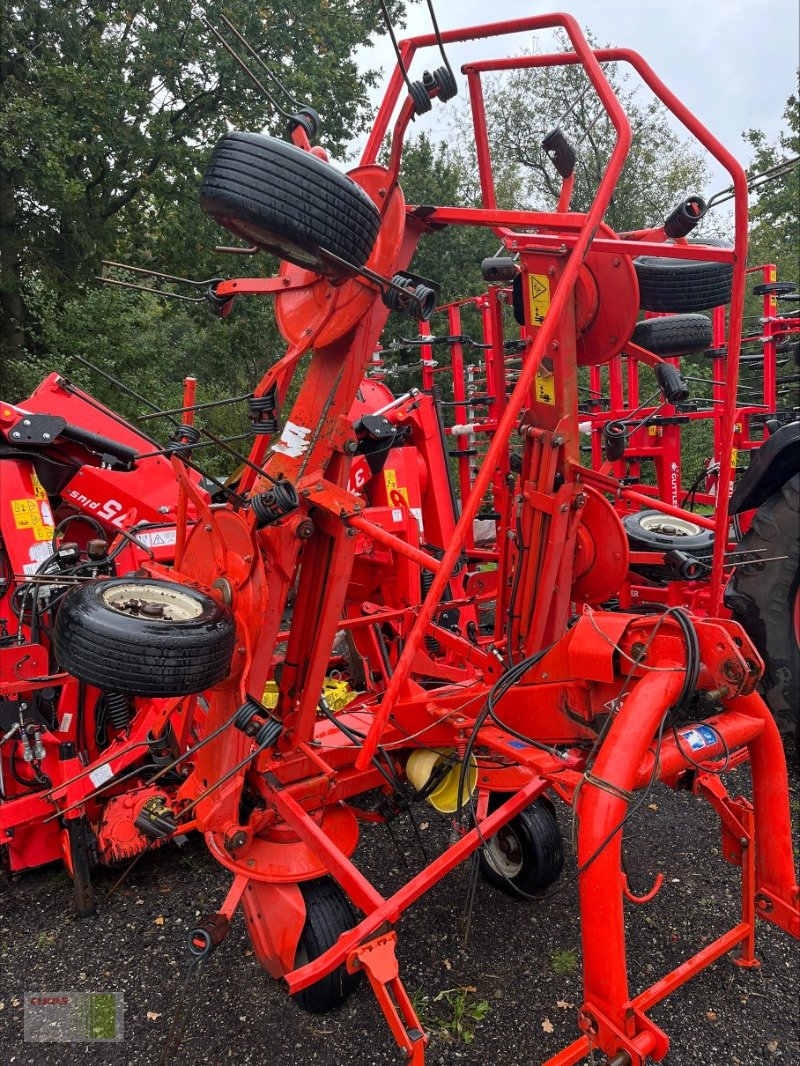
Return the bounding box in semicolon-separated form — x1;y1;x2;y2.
534;370;556;406
31;472;47;500
679;724;718;752
384;468;409;504
528;273;551;325
137;528;178;548
11;498;55;541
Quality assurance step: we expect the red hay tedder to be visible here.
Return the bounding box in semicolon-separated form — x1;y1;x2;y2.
2;12;799;1066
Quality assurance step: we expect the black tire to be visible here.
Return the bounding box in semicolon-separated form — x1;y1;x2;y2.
479;796;563;897
726;474;800;734
634;238;733;313
631;313;712;357
200;131;381;274
623;509;715;584
52;578;235;696
294;877;362;1013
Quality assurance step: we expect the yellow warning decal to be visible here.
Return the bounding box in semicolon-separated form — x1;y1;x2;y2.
731;448;738;469
648;424;658;437
528;273;551;325
31;472;47;500
11;498;54;540
534;370;555;405
384;468;409;503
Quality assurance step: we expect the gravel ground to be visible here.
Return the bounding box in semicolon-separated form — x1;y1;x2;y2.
1;751;798;1066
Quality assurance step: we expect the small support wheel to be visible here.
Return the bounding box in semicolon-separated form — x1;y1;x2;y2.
294;877;362;1012
479;796;564;897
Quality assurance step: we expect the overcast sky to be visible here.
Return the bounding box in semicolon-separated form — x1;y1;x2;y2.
352;0;799;199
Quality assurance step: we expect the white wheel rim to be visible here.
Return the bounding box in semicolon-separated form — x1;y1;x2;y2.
484;825;524;877
101;583;202;622
639;514;702;538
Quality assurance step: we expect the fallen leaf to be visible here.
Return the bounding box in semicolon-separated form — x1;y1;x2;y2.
647;803;659;811
706;1010;717;1022
443;959;452;971
767;1041;779;1053
542;1018;554;1034
153;916;165;926
146;1011;162;1022
556;1000;574;1010
419;822;429;831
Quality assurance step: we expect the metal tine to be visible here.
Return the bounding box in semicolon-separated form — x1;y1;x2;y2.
138;392;254;421
95;276;207;303
217;11;303;109
102;260;221;288
201;16;291;118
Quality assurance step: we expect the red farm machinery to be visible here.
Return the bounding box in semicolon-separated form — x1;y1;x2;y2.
1;12;798;1066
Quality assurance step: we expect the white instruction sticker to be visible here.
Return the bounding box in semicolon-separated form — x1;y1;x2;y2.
88;762;114;789
59;713;73;734
273;421;312;459
137;528;177;548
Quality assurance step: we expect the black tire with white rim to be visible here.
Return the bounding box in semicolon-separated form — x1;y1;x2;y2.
479;796;564;897
622;510;714;583
52;578;235;696
200;132;381;275
293;877;362;1013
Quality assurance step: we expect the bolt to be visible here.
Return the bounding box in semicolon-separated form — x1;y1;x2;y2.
552;435;564;447
344;439;358;454
42;432;51;440
346;527;357;538
205;524;212;532
547;266;556;276
551;341;560;351
378;187;386;197
612;257;621;267
23;419;31;426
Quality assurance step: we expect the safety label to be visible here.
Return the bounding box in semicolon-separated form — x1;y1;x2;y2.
528;273;551;325
137;528;178;548
384;468;409;503
534;369;556;405
679;724;718;751
11;498;55;541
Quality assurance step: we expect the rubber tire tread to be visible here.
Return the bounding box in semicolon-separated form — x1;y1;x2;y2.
479;796;564;897
631;314;712;356
622;510;715;555
634;238;733;313
294;877;362;1013
726;474;800;733
52;579;235;696
200;132;380;271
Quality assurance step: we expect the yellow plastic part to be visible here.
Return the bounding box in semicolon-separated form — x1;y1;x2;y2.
406;747;478;813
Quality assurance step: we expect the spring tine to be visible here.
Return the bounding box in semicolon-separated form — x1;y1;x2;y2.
217;12;303;108
95;276;206;303
101;260;219;288
201;16;291;118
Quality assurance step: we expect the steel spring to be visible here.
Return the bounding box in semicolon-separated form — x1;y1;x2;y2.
248;387;279;435
250;480;299;529
105;692;134;731
165;423;201;455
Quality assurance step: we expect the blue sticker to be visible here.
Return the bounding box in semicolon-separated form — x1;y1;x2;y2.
506;739;529;750
680;724;717;751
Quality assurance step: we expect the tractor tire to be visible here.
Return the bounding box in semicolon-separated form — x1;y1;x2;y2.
52;578;235;697
631;313;712;357
479;796;563;897
634;238;733;313
726;474;800;735
200;131;381;274
622;510;714;583
294;877;362;1013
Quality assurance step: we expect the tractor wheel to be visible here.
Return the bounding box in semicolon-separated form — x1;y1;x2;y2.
634;238;733;313
631;313;712;356
726;474;800;736
479;796;563;897
52;578;235;696
294;877;362;1013
200;131;381;275
622;510;714;583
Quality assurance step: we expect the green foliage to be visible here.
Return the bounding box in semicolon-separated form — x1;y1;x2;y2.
550;948;578;975
743;71;799;279
0;0;405;379
432;986;491;1044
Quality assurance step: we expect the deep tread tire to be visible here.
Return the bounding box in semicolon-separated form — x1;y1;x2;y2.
634;238;733;313
52;579;235;696
631;313;712;356
294;877;362;1013
726;475;800;734
479;796;563;897
200;132;381;273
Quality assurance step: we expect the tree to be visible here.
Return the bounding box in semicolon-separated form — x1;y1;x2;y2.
447;31;709;234
0;0;405;384
743;71;799;279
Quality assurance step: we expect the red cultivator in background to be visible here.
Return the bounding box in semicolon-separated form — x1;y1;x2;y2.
7;12;799;1066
